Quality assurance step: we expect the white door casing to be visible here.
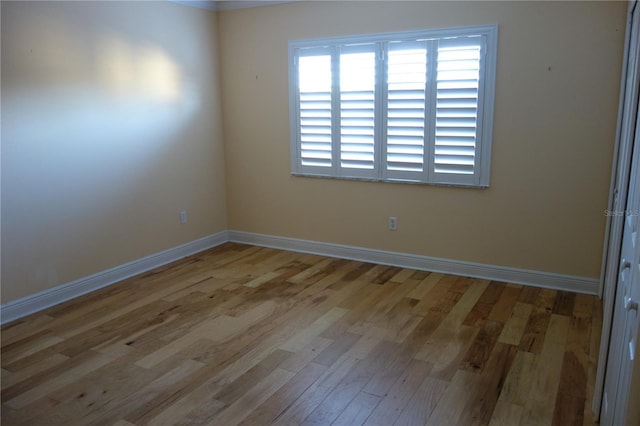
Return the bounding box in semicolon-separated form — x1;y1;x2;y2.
595;0;640;419
600;101;640;424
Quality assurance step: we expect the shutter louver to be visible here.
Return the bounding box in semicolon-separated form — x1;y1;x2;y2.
434;38;481;175
386;43;427;174
298;54;332;167
340;50;376;170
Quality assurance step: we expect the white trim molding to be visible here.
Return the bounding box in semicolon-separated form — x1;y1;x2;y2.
168;1;295;12
228;230;599;295
2;229;599;325
0;231;229;325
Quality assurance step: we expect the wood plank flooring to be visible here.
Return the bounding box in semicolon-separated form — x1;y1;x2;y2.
1;243;602;425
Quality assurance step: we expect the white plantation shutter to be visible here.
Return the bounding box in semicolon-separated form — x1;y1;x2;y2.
339;45;377;177
433;36;484;185
289;25;497;187
296;50;334;173
385;41;428;181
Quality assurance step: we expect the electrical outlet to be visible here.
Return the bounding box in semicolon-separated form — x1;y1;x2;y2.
180;210;187;224
389;216;397;231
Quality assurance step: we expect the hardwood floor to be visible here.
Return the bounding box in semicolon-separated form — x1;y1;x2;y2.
1;243;602;426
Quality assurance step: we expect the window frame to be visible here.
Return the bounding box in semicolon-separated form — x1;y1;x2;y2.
288;24;498;188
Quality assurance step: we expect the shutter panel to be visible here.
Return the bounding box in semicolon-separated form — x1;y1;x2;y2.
339;46;377;174
298;53;333;168
434;37;482;178
385;41;428;178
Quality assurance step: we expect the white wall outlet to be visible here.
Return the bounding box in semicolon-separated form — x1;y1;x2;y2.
389;216;397;231
179;210;187;224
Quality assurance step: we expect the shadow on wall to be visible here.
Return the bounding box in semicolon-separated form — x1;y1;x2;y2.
1;2;206;300
5;26;201;149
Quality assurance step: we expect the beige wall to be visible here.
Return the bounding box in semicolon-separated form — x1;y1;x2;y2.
218;1;626;279
0;1;627;305
1;1;227;303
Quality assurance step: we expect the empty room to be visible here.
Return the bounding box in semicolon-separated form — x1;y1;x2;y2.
2;0;639;425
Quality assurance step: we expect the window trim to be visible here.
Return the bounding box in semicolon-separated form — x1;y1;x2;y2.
288;24;498;188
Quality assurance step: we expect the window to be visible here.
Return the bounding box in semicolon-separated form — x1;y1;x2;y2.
288;25;498;187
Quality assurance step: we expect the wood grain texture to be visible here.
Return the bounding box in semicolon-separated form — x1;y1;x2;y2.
1;243;601;425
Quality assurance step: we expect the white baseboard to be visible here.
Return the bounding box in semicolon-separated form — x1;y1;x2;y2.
228;230;599;295
2;229;599;325
0;231;229;325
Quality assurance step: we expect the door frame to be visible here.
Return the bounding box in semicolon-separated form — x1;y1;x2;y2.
594;0;640;418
